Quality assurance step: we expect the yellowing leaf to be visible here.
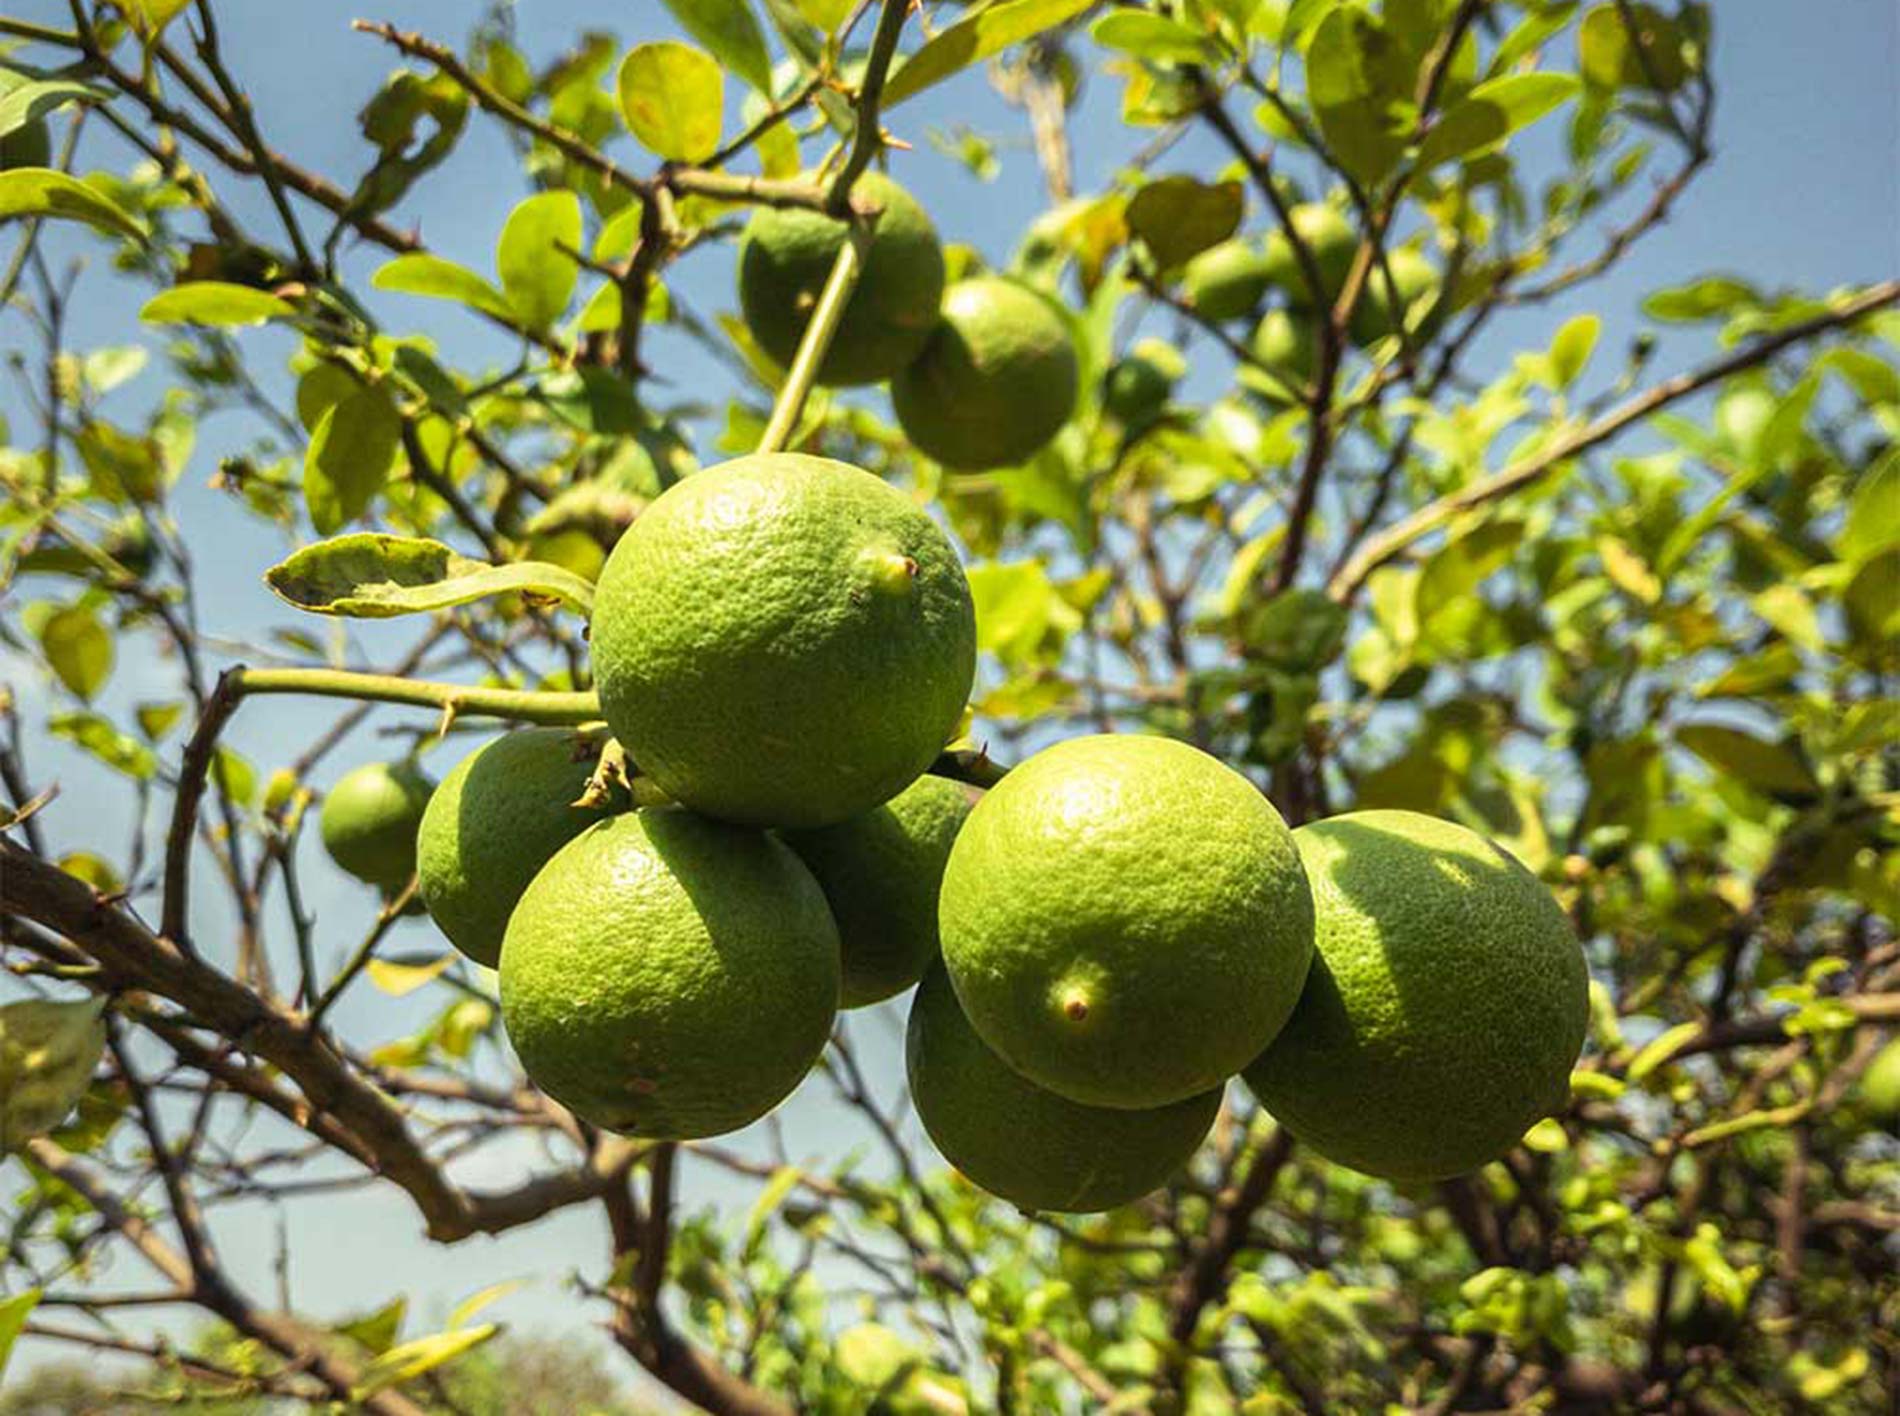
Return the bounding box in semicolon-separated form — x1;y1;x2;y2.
617;42;723;162
447;1280;525;1330
366;954;455;998
0;997;108;1152
352;1323;497;1400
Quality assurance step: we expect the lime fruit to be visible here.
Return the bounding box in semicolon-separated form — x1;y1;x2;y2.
1348;247;1441;346
939;734;1314;1109
782;774;973;1008
906;968;1222;1213
1180;238;1272;322
737;170;945;388
417;728;622;968
591;453;975;829
1261;204;1357;309
891;276;1079;471
1856;1037;1900;1123
319;761;434;893
1101;353;1174;429
499;809;840;1139
1243;810;1589;1182
1241;307;1318;405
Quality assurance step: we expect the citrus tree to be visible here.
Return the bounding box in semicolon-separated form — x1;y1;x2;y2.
1;1;1896;1411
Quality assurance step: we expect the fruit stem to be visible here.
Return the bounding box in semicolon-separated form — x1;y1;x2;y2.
756;223;871;455
235;667;601;725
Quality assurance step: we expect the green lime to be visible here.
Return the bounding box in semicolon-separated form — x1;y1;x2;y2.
591;453;975;829
939;734;1314;1109
782;774;973;1008
417;728;622;968
1101;353;1174;429
1856;1037;1900;1123
1348;247;1441;346
1241;307;1319;405
1261;204;1357;309
319;761;434;893
891;276;1079;471
1180;238;1272;322
907;968;1221;1213
500;809;840;1139
738;170;945;387
1244;810;1589;1181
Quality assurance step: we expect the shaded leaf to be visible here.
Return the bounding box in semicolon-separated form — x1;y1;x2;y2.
1125;176;1243;270
617;42;724;162
1417;71;1579;168
265;533;595;619
1677;723;1820;800
0;997;108;1153
0;78;112;137
884;0;1100;108
1579;2;1691;90
303;386;401;535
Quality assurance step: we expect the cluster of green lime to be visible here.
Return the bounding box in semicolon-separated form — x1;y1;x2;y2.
738;173;1079;471
1178;202;1445;406
317;454;1587;1211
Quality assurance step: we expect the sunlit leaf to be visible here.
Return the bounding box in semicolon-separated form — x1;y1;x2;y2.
303;385;401;535
265;533;595;619
617;42;724;162
884;0;1100;108
141;281;294;327
0;168;146;241
372;254;515;322
366;954;456;998
496;190;583;331
661;0;774;94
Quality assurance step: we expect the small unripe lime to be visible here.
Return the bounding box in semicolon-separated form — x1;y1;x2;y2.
1261;204;1357;309
782;774;973;1008
906;968;1221;1213
417;728;622;968
1101;353;1173;428
319;761;434;893
1179;239;1272;322
590;454;975;828
1242;307;1319;405
1244;810;1589;1181
1348;247;1441;346
738;171;945;387
1856;1037;1900;1123
939;734;1314;1109
500;809;840;1139
891;276;1079;471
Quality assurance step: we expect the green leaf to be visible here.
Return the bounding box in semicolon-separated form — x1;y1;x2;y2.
617;42;724;162
1641;275;1756;323
113;0;191;42
140;281;294;327
48;712;156;779
265;533;595;619
743;1165;801;1256
34;604;113;701
352;1324;498;1400
447;1280;524;1331
1547;312;1600;388
1627;1020;1701;1081
211;745;258;808
1677;723;1821;801
1091;10;1213;64
338;1296;408;1356
0;78;111;137
135;701;186;741
303;385;401;535
372;254;515;322
884;0;1100;108
496;190;582;332
0;168;146;242
1417;72;1579;167
661;0;774;94
1125;176;1243;270
0;1290;40;1382
1241;588;1349;671
1840;447;1900;565
0;997;108;1153
1578;2;1691;91
1305;7;1410;183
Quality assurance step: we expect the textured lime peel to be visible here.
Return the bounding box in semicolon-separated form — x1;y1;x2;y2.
590;453;976;828
939;734;1314;1110
1244;810;1589;1182
907;968;1221;1214
500;809;840;1140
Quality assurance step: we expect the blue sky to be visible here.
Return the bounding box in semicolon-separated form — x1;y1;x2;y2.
2;0;1895;1394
